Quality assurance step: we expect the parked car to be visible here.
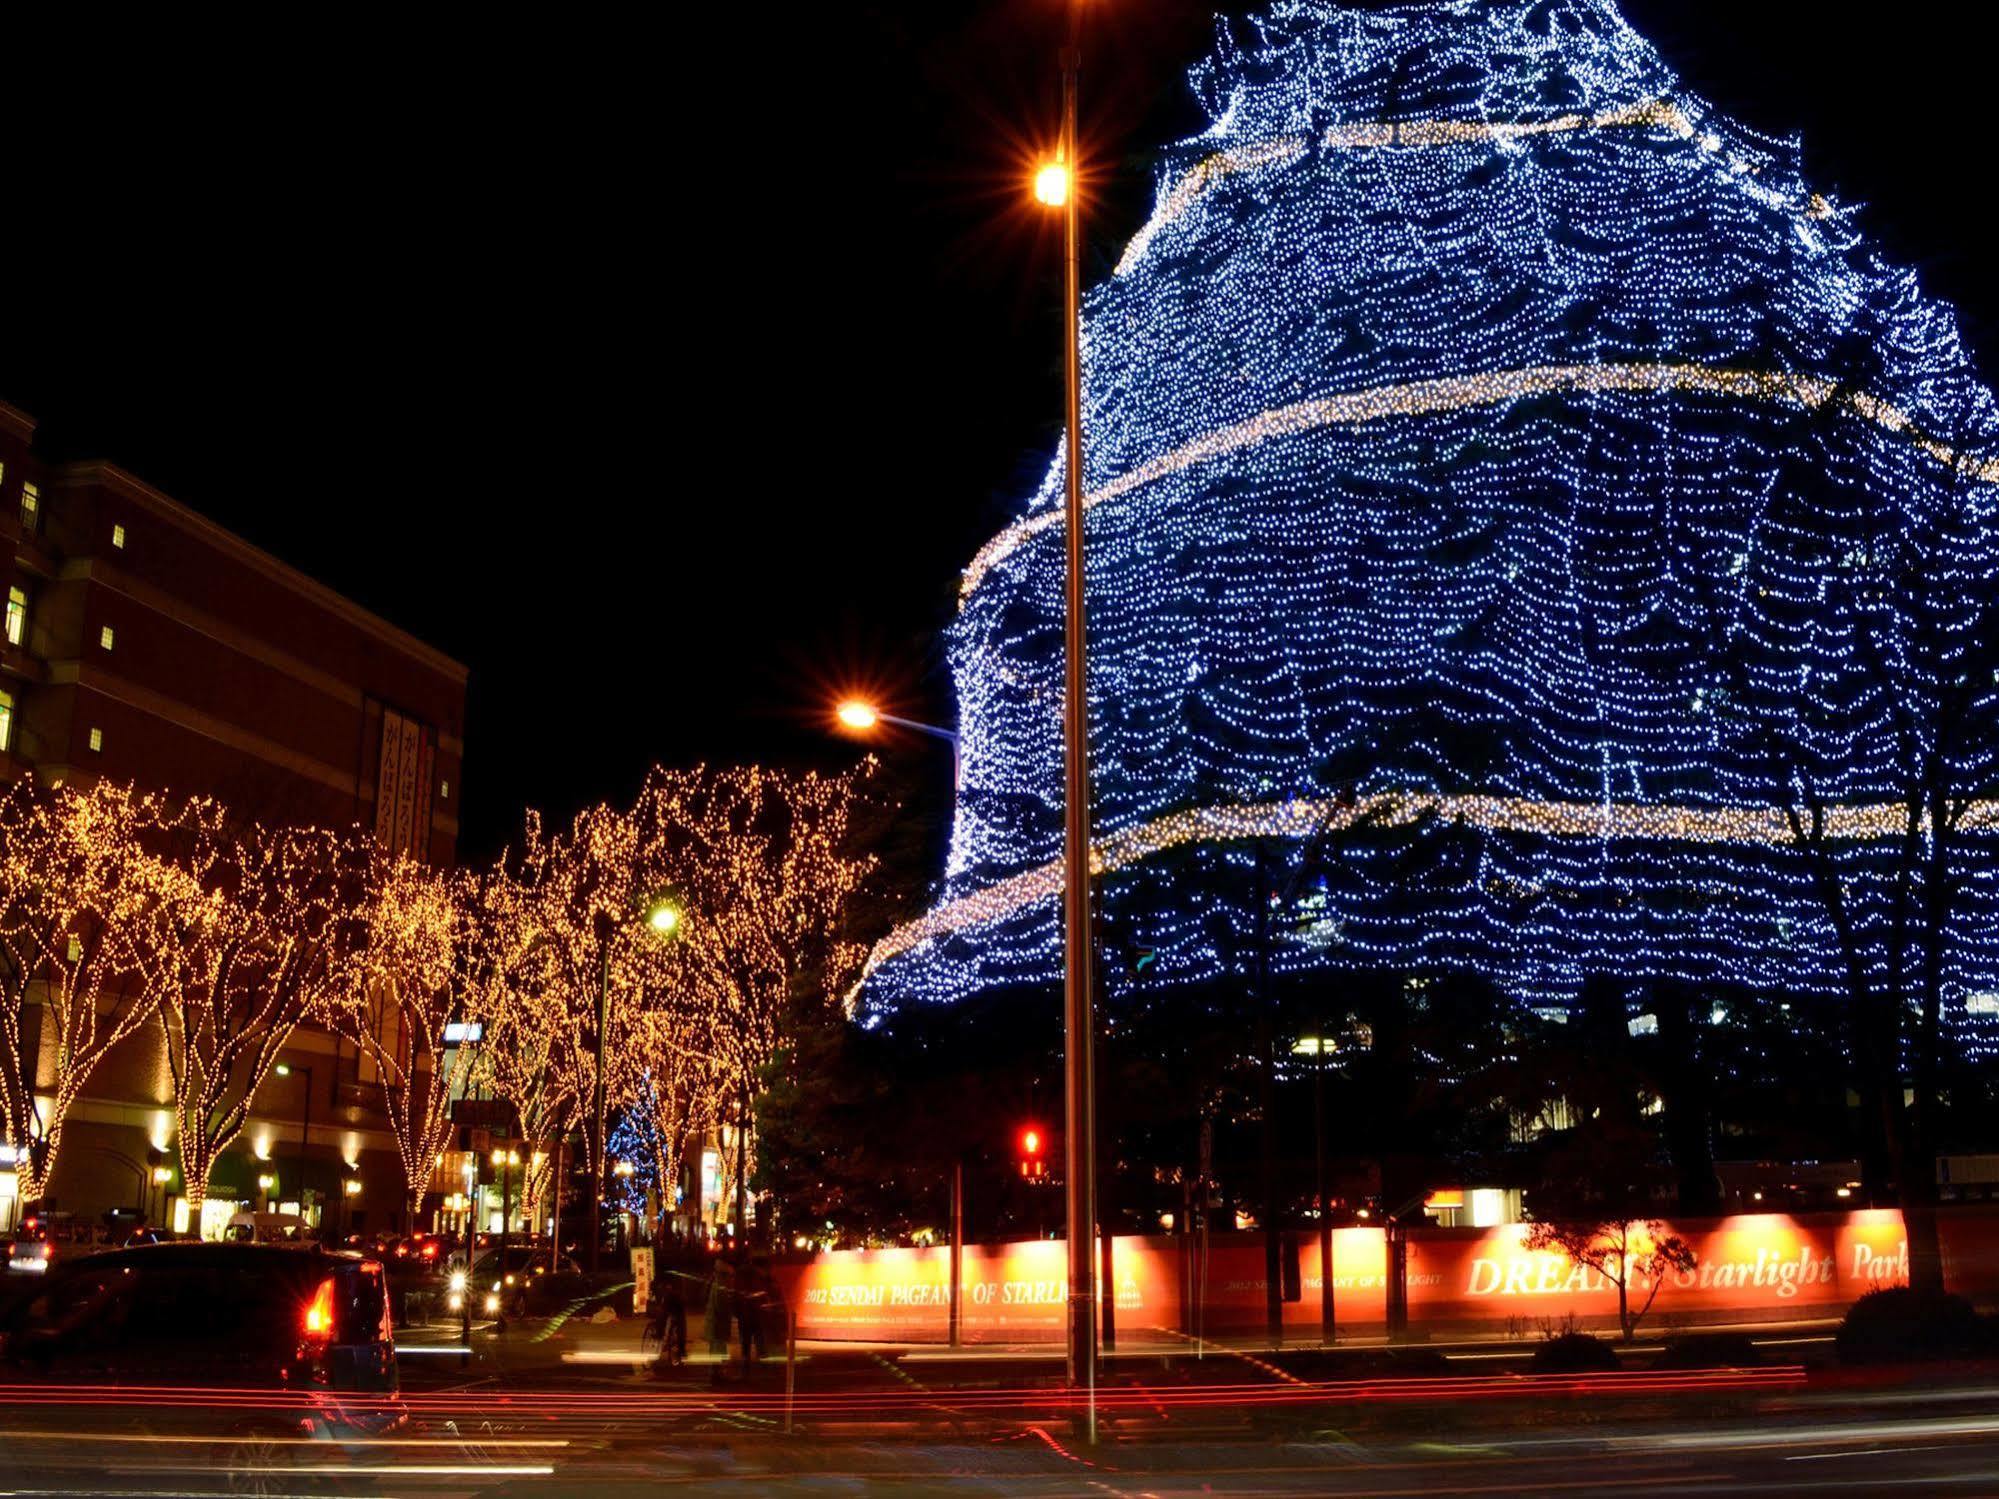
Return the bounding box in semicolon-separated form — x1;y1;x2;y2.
0;1242;400;1429
223;1211;314;1245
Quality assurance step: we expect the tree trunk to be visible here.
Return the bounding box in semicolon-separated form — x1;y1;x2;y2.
1654;982;1722;1215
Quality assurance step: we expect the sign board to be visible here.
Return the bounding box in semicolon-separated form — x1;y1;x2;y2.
771;1208;1999;1344
631;1247;653;1316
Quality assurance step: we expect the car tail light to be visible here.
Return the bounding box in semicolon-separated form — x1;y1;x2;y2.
303;1276;338;1340
422;1241;438;1259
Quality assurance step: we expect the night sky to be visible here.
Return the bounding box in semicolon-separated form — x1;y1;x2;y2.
4;2;1988;861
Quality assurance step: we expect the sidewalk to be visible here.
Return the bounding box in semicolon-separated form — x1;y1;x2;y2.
392;1305;1847;1390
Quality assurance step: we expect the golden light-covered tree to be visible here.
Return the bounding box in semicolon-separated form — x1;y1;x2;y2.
0;778;206;1205
459;845;583;1240
330;848;470;1229
157;818;362;1218
483;801;684;1259
619;1000;731;1240
636;763;876;1242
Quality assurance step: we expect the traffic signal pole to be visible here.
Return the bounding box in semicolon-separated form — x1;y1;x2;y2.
949;1158;964;1350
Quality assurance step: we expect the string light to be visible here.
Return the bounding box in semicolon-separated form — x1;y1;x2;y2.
329;849;471;1225
159;817;361;1217
859;0;1999;1031
0;779;213;1204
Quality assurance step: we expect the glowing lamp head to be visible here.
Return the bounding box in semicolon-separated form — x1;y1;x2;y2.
646;899;682;936
836;700;879;731
1034;161;1070;206
1019;1127;1042;1158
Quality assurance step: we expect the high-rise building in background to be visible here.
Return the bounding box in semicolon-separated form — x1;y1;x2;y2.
0;398;468;1233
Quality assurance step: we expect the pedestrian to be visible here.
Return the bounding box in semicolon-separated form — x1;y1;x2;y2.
705;1263;732;1356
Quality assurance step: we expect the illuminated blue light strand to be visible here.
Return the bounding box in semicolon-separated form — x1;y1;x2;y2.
861;0;1999;1043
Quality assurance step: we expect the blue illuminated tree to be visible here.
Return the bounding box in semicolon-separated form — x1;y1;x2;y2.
857;0;1999;1075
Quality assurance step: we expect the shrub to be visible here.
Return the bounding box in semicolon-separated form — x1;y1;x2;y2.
1653;1333;1764;1370
1835;1287;1993;1365
1530;1332;1621;1373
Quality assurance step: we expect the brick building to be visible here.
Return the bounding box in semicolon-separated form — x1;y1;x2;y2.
0;399;468;1236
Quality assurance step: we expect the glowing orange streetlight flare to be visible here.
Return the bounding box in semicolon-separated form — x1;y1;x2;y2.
836;700;880;732
1034;161;1071;207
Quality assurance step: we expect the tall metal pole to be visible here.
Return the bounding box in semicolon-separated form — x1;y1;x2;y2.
1315;1024;1335;1345
591;947;609;1272
499;1151;512;1281
1057;6;1099;1444
948;1157;964;1350
297;1065;313;1227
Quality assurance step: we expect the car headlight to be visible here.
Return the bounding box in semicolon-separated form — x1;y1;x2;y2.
483;1292;500;1314
449;1269;467;1292
447;1292;464;1311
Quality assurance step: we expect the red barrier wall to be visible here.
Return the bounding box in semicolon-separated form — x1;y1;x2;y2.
772;1207;1999;1344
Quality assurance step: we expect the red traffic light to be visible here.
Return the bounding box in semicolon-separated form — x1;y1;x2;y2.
1017;1124;1047;1179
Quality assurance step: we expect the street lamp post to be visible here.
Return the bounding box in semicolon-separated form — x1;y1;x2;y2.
833;701;961;787
493;1146;517;1271
591;939;611;1273
590;896;685;1273
1038;0;1099;1435
151;1164;172;1229
275;1062;313;1228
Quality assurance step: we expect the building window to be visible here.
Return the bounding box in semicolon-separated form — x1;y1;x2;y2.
0;689;11;753
19;482;39;531
4;587;24;647
87;727;103;753
99;625;115;652
440;779;450;801
111;523;127;549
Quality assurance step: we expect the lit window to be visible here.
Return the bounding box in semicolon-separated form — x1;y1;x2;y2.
87;727;103;753
1969;993;1999;1018
19;482;39;530
4;587;24;647
0;689;11;753
99;625;115;651
111;523;126;549
440;779;450;801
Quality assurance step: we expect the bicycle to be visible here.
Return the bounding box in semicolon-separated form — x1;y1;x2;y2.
642;1299;687;1368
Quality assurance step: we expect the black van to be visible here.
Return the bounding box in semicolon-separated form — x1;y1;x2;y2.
0;1242;399;1408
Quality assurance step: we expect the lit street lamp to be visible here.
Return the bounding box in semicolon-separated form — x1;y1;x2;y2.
1036;0;1099;1437
833;699;961;787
